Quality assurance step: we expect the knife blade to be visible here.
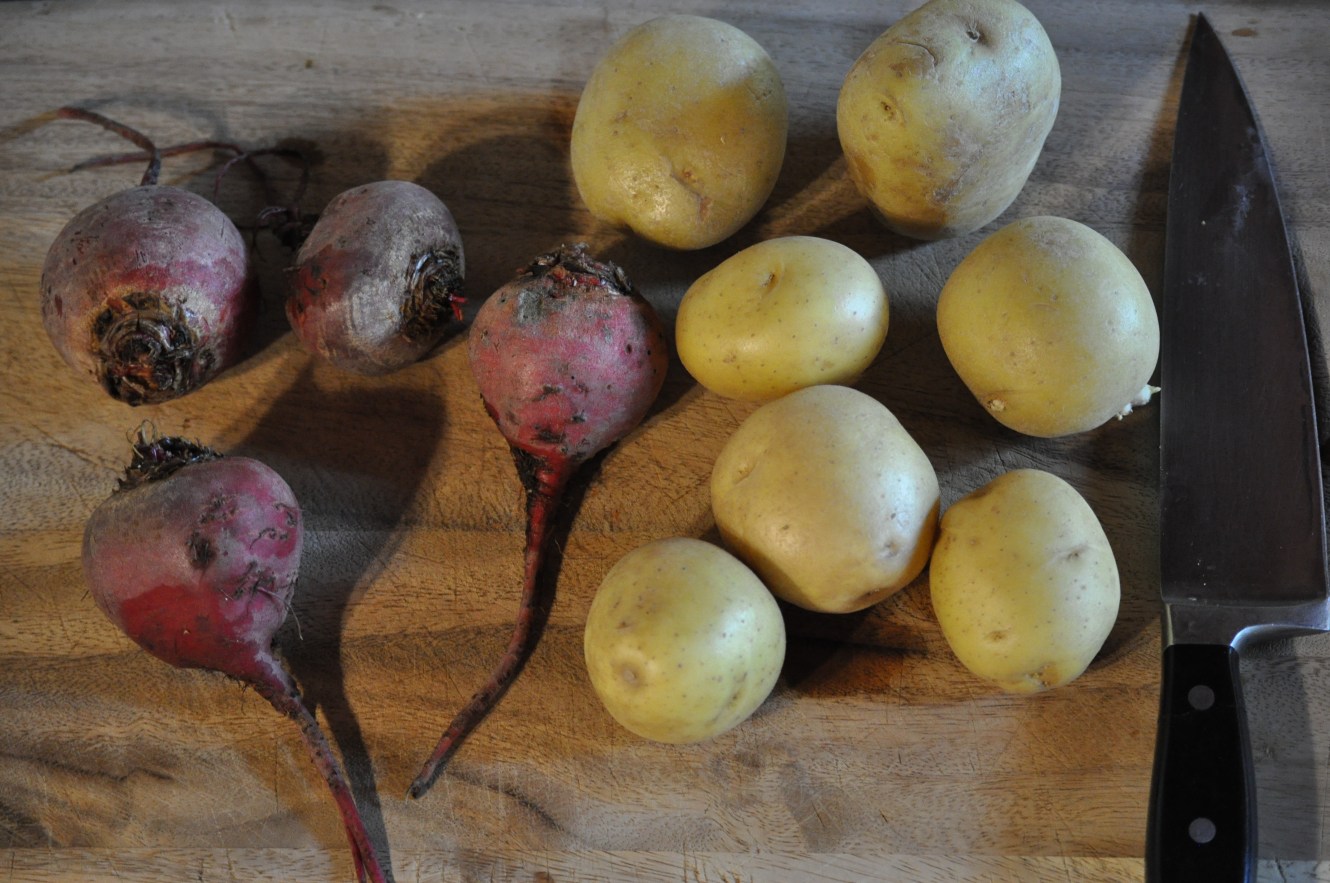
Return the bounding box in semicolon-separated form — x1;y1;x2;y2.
1147;12;1329;882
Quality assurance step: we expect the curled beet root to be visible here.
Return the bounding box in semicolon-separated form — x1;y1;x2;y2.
409;243;668;798
83;431;388;883
39;107;258;405
286;180;465;375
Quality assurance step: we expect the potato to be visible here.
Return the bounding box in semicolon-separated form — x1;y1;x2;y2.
583;537;785;743
711;384;939;613
929;469;1120;693
936;215;1160;437
675;236;889;401
836;0;1060;239
570;15;788;250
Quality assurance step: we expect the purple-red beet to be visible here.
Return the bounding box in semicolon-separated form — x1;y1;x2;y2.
40;108;258;405
287;180;465;375
82;433;388;883
409;243;668;798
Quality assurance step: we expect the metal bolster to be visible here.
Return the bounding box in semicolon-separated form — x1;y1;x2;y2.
1163;598;1330;649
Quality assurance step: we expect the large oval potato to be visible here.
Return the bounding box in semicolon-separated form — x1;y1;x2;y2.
570;15;788;250
711;384;940;613
929;468;1120;693
675;236;889;401
936;215;1160;437
583;537;785;743
836;0;1060;239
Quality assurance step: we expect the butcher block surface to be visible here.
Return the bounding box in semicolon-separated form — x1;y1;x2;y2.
3;1;1330;880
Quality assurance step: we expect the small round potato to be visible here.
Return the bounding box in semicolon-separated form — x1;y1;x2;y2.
711;384;940;613
675;236;889;401
836;0;1060;239
929;468;1120;694
583;537;785;743
936;215;1160;437
570;15;788;250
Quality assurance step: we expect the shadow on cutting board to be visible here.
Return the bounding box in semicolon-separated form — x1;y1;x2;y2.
231;362;448;872
1248;220;1330;862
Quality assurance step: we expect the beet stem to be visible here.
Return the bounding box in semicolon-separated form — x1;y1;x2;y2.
214;146;309;207
221;147;315;249
71;139;247;174
408;458;570;800
402;248;466;339
245;653;389;883
116;428;222;491
62;137;315;248
92;292;202;405
56;106;162;186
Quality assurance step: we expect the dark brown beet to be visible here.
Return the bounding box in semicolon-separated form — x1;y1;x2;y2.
287;180;465;375
409;243;667;798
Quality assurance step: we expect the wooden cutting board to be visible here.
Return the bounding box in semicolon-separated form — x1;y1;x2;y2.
2;1;1329;880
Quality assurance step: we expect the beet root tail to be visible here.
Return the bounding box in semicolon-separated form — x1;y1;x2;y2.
250;654;390;883
409;459;569;799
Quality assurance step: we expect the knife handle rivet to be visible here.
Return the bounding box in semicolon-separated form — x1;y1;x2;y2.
1188;816;1217;845
1187;683;1216;711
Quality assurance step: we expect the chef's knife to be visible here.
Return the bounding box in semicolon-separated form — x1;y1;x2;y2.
1147;12;1329;882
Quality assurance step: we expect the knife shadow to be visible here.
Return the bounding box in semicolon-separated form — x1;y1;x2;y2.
1251;226;1330;862
1294;230;1330;477
1241;636;1329;861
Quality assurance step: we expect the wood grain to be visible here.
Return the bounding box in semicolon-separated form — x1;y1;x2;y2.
2;1;1329;880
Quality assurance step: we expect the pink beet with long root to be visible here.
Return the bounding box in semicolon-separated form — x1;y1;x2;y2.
410;243;668;798
82;433;388;883
40;108;257;405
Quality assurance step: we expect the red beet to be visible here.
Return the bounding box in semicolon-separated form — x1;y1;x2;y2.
83;432;388;883
409;243;668;798
40;108;258;405
287;180;465;375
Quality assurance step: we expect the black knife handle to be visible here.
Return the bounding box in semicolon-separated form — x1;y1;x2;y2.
1146;643;1256;882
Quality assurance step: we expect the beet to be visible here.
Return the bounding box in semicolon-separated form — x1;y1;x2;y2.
82;432;388;883
40;108;258;405
286;180;465;375
409;243;668;798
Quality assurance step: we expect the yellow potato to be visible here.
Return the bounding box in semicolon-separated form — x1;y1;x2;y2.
675;236;889;401
929;469;1120;693
836;0;1060;239
570;15;788;250
711;384;939;613
936;215;1160;437
583;537;785;743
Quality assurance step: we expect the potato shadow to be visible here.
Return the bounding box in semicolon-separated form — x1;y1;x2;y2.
413;92;583;313
231;364;447;877
690;522;926;700
778;602;879;694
